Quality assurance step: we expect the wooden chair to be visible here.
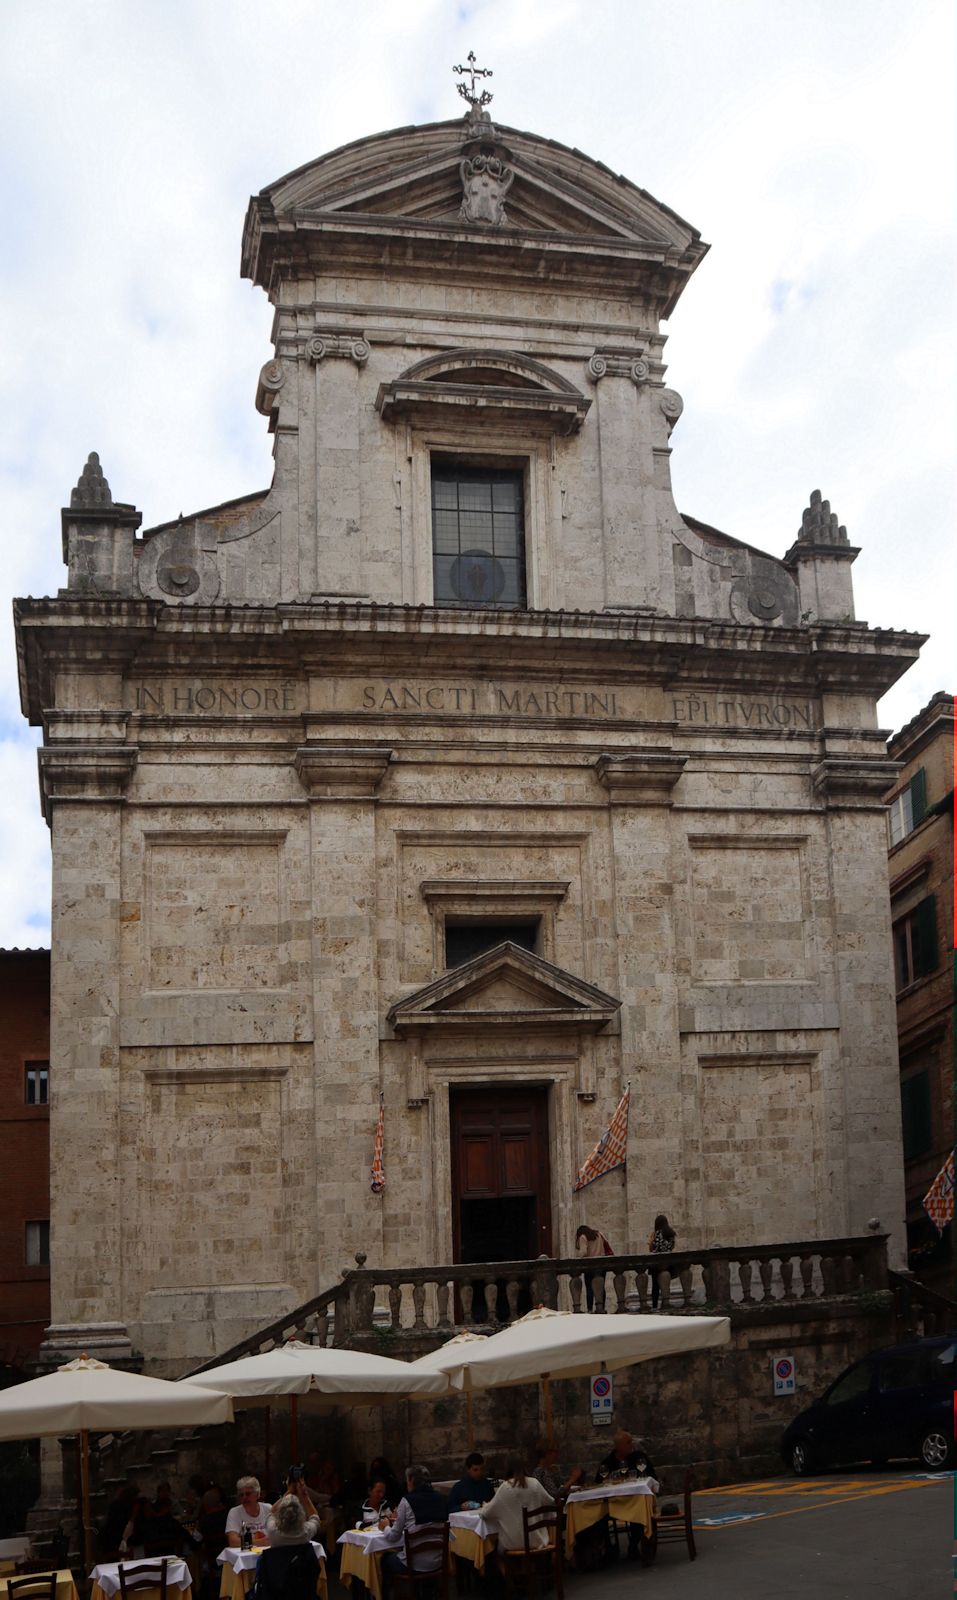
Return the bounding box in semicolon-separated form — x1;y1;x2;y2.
117;1558;170;1600
392;1524;450;1600
644;1472;696;1564
502;1506;563;1600
7;1575;58;1600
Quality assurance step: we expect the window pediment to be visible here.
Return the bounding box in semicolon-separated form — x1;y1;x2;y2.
387;940;620;1036
376;349;590;435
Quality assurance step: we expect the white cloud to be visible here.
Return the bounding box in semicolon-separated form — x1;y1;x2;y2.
0;0;953;942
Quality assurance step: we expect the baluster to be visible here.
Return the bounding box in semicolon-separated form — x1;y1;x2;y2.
820;1253;839;1296
484;1279;498;1323
505;1280;520;1322
569;1273;583;1312
542;1264;559;1309
412;1283;427;1329
706;1256;731;1305
613;1271;626;1312
738;1260;753;1303
436;1281;450;1328
360;1279;376;1330
461;1282;474;1323
842;1253;858;1293
779;1256;794;1299
658;1270;671;1310
679;1266;693;1305
388;1284;402;1329
593;1273;606;1313
758;1259;773;1301
799;1253;814;1298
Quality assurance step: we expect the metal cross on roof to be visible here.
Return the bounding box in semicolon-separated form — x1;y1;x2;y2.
454;50;493;109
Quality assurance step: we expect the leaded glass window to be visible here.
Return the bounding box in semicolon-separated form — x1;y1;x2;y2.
432;467;526;608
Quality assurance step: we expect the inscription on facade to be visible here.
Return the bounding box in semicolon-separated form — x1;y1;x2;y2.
672;694;816;730
129;681;301;713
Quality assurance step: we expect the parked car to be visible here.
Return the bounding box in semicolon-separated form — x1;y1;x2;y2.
781;1335;955;1474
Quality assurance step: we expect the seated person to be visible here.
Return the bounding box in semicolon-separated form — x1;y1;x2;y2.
266;1477;321;1543
446;1452;495;1514
226;1476;274;1547
532;1440;583;1499
138;1482;196;1554
595;1429;656;1484
360;1478;392;1527
480;1459;553;1560
381;1466;447;1580
253;1497;321;1600
368;1456;402;1510
593;1431;657;1562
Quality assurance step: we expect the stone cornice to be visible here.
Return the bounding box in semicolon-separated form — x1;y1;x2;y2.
595;751;687;804
38;744;138;824
811;756;903;809
294;744;392;799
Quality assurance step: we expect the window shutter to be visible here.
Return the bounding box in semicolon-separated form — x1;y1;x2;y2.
909;767;927;824
901;1072;932;1161
914;894;939;978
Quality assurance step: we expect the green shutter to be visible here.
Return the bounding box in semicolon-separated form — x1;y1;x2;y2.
914;894;939;978
909;767;927;824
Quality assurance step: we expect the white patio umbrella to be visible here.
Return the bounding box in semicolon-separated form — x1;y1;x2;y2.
437;1306;731;1441
408;1330;489;1449
181;1340;449;1458
0;1355;234;1571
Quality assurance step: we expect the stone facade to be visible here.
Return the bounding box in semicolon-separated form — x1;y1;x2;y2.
0;949;51;1366
886;692;954;1292
16;107;922;1374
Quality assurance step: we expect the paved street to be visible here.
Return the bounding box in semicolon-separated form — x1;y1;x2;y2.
329;1469;952;1600
573;1469;952;1599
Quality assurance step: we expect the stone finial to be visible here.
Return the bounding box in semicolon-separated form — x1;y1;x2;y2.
70;452;114;511
797;488;849;547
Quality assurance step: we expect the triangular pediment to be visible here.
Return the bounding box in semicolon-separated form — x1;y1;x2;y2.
387;942;620;1035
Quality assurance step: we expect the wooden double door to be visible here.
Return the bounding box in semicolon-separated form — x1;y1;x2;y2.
450;1085;553;1265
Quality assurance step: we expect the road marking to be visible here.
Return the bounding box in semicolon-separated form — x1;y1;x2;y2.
694;1476;940;1530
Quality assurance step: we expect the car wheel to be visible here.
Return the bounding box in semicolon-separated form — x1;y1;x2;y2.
790;1438;816;1476
919;1428;955;1470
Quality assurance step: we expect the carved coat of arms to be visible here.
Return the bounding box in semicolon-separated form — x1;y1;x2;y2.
459;153;513;226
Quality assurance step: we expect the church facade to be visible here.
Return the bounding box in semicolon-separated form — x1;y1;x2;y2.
16;91;921;1373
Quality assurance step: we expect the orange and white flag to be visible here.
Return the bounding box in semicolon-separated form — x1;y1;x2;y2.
574;1087;630;1191
923;1151;954;1235
371;1093;385;1194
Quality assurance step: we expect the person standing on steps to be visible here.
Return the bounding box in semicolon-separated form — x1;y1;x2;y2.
648;1213;676;1309
576;1224;613;1310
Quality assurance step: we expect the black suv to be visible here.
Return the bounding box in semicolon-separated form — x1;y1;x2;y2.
781;1335;955;1474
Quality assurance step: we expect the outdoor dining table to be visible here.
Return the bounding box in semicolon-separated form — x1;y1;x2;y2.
448;1511;497;1574
337;1526;399;1600
0;1573;78;1600
563;1480;657;1560
218;1543;327;1600
90;1557;193;1600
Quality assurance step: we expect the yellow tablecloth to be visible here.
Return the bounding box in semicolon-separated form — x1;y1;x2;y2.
338;1541;384;1600
92;1585;188;1600
448;1525;497;1575
564;1495;654;1560
218;1557;327;1600
0;1574;78;1600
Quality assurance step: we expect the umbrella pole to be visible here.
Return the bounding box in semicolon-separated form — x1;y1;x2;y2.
466;1388;474;1451
290;1395;299;1462
542;1376;554;1447
264;1405;272;1493
80;1428;93;1572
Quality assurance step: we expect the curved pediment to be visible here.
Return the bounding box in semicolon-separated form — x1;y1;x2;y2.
242;118;707;314
387;941;621;1036
375;347;590;435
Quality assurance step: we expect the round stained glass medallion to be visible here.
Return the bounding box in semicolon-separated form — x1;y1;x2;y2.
449;547;506;603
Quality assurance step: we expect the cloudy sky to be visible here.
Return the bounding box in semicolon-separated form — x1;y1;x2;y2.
0;0;953;945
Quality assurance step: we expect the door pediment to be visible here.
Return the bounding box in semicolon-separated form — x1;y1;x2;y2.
387;941;620;1036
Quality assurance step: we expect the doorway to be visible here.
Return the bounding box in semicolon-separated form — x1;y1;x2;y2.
451;1085;553;1263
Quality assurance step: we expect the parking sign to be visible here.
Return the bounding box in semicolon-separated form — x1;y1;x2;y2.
590;1372;614;1424
773;1355;796;1395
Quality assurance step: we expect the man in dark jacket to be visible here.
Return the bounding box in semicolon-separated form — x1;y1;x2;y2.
446;1453;496;1514
593;1430;657;1561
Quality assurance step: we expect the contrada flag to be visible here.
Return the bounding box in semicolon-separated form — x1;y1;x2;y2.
574;1087;630;1191
923;1151;954;1235
370;1094;385;1194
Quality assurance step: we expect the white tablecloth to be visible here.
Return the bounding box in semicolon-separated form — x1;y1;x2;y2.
90;1560;192;1597
218;1544;326;1572
448;1512;495;1541
566;1479;658;1504
337;1529;397;1555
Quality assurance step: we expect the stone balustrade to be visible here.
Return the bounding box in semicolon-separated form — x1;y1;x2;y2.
336;1234;889;1341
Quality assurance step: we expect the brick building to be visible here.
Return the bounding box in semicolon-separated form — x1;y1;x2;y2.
886;693;955;1293
0;949;51;1368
